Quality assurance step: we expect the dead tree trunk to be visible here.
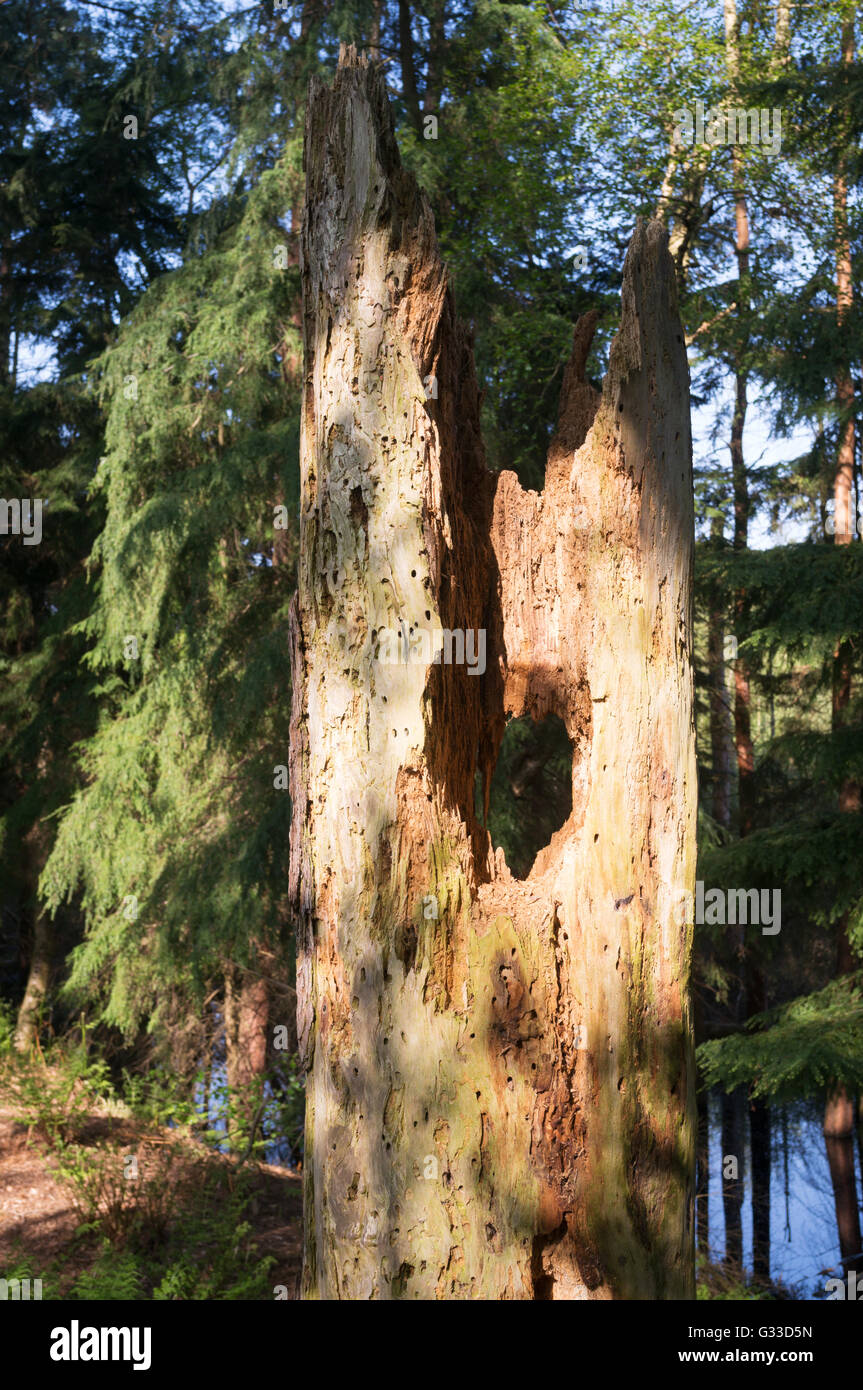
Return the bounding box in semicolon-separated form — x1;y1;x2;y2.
290;47;697;1299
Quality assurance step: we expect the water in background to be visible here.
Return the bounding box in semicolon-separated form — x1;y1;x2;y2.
703;1090;863;1298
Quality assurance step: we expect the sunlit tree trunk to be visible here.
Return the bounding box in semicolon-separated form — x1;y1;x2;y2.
13;817;54;1052
224;963;270;1138
824;12;862;1277
747;965;771;1283
290;47;697;1300
13;906;53;1052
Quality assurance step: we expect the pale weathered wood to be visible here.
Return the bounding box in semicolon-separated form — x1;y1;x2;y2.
290;45;696;1299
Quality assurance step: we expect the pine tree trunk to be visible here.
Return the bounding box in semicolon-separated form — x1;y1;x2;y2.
695;1083;710;1257
825;16;861;1275
224;965;269;1137
748;971;771;1284
13;819;55;1052
707;587;732;831
13;906;52;1052
824;933;863;1275
721;1089;744;1269
290;47;697;1300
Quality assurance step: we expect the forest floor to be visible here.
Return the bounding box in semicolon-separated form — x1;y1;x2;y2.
0;1104;303;1299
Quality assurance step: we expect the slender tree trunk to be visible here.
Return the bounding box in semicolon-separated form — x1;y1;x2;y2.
824;14;861;1276
368;0;382;58
13;817;55;1052
721;1089;744;1269
824;1075;863;1278
0;237;11;391
290;48;697;1300
696;1082;710;1258
224;964;270;1137
832;15;856;548
747;964;771;1284
728;161;754;839
13;906;53;1052
721;3;759;1283
724;0;755;842
398;0;422;134
856;1093;863;1212
707;556;733;831
824;932;863;1275
656;146;710;294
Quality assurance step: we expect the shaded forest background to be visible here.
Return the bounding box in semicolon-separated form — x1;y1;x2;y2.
1;0;862;1298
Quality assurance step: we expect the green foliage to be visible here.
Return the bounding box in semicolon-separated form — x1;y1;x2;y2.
121;1067;201;1130
62;1185;276;1302
398;0;608;487
696;1256;773;1301
480;713;572;878
66;1247;145;1302
51;1138;187;1247
0;998;15;1050
39;148;302;1038
0;1028;114;1147
2;0;863;1297
697;975;863;1102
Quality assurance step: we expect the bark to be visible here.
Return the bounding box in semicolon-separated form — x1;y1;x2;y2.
368;0;383;59
856;1093;863;1204
398;0;422;135
0;236;11;391
655;147;710;295
13;817;55;1052
824;15;861;1275
721;7;758;1275
422;0;447;117
832;17;856;547
823;930;863;1274
749;1096;770;1282
290;47;696;1300
13;906;53;1052
224;964;270;1135
728;176;754;838
772;0;791;68
707;583;733;832
824;1112;863;1277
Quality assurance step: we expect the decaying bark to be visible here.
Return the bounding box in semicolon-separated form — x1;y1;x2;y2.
290;47;697;1299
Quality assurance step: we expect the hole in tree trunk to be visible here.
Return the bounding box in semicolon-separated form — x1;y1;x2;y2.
477;712;573;879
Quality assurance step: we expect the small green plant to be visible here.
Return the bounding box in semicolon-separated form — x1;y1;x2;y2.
696;1255;772;1300
50;1138;184;1245
0;1024;114;1148
121;1068;200;1130
0;999;16;1052
67;1245;144;1301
